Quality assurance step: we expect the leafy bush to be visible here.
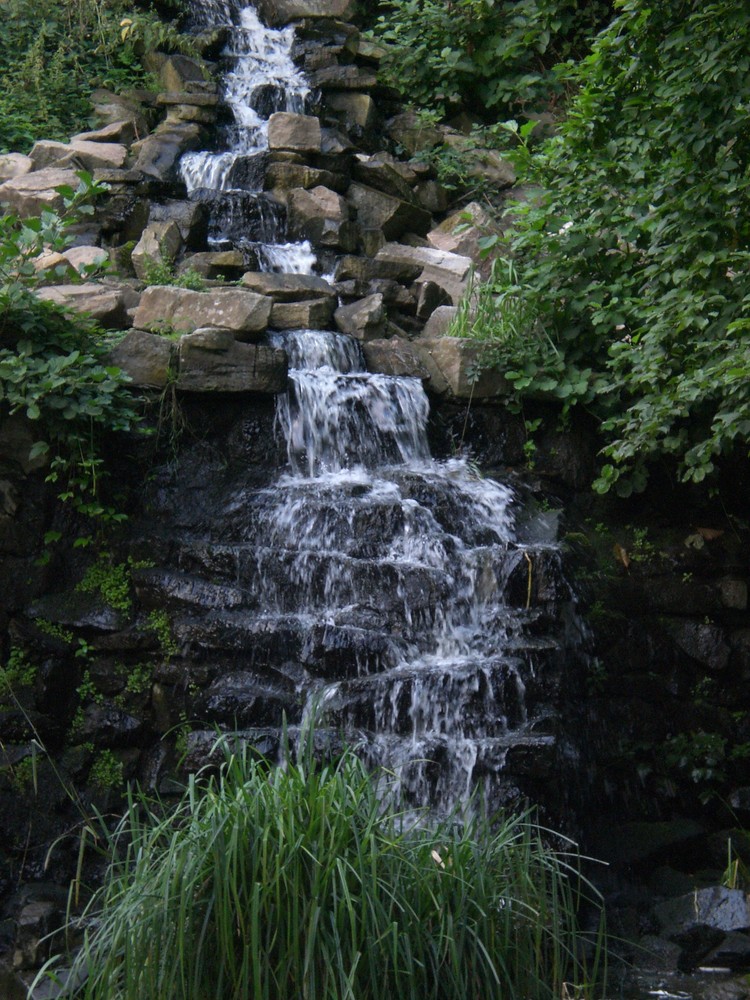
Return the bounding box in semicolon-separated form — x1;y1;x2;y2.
465;0;750;494
37;746;607;1000
0;173;142;525
368;0;612;117
0;0;192;152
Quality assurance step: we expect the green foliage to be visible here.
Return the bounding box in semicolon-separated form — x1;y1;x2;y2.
0;174;142;526
89;749;124;791
146;609;178;658
0;0;192;152
77;555;133;615
36;745;606;1000
141;255;207;290
477;0;750;493
369;0;611;117
0;646;36;703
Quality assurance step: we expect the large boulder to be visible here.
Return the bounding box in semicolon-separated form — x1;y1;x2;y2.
71;120;138;146
254;0;355;25
177;329;287;393
287;185;356;251
270;298;334;330
325;93;376;131
267;112;321;154
265;162;347;196
352;154;417;202
427;201;501;266
108;329;174;388
362;339;431;379
346;182;432;241
132;122;203;183
334;294;386;340
148;200;209;249
0;169;81;217
35;282;139;329
0;154;33;184
178;251;248;280
375;243;472;304
28;140;128;172
412;337;508;399
133;286;272;339
131;221;183;281
335;255;422;285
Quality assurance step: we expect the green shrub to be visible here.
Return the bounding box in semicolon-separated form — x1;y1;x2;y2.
465;0;750;493
0;0;193;152
0;173;142;526
37;746;607;1000
369;0;611;118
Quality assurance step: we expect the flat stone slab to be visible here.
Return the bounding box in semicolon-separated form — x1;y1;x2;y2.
35;282;138;329
376;243;472;304
268;112;321;154
362;338;431;379
254;0;355;25
0;168;81;217
133;286;272;339
177;333;287;393
240;272;336;302
656;887;750;937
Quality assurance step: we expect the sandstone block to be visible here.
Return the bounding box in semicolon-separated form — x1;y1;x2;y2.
132;122;203;183
376;243;472;304
413;337;508;399
254;0;355;25
35;282;138;329
0;153;33;184
131;221;183;281
72;120;138;146
133;286;272;338
268;112;322;154
270;298;335;330
177;335;287;393
108;329;174;388
362;338;431;379
326;92;376;130
0;168;81;217
241;272;336;302
334;294;386;340
346;182;431;240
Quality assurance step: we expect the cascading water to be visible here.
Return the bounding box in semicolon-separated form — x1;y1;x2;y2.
155;1;577;821
180;0;315;272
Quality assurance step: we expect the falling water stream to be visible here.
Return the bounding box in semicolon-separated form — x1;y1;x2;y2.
172;0;574;819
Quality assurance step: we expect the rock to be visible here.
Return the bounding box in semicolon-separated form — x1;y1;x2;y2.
197;671;299;726
703;931;750;970
157;54;211;93
28;140;128;172
385;111;442;156
427;201;500;263
270;298;334;329
79;703;144;747
335;254;422;285
133;286;272;339
422;306;458;340
254;0;355;25
334;294;386;340
347;182;432;241
309;66;378;91
131;221;183;281
636;935;684;972
32;251;77;282
148;199;209;249
240;271;336;302
0;154;33;184
353;154;417;202
287;185;357;250
0;168;81;217
326;92;376;130
415;280;451;320
362;338;431;379
719;578;748;610
177;333;288;393
108;329;174;388
12;901;58;970
656;888;750;937
156;92;221;109
91;88;151;135
71;120;138;146
413;337;508;399
192;26;230;59
265;162;347;196
267;112;322;154
665;621;731;672
376;243;472;304
132;122;203;183
35;282;138;329
63;245;109;274
178;251;248;280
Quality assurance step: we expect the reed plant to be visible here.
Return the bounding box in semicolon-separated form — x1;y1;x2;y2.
36;743;606;1000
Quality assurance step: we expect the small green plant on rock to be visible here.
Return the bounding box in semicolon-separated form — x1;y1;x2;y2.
89;750;124;792
0;646;36;704
146;609;178;660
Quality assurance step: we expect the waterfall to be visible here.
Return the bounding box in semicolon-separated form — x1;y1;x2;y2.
180;0;314;272
166;1;573;821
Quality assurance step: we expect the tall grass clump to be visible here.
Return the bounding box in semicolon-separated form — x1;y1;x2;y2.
37;745;607;1000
